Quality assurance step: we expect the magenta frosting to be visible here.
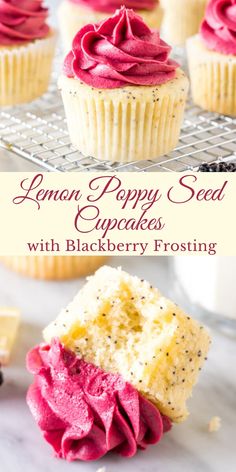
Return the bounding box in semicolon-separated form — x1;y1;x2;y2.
200;0;236;55
63;7;178;89
26;339;171;462
0;0;50;46
69;0;158;13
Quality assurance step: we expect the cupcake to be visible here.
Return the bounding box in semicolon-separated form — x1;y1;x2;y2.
161;0;208;46
26;266;210;461
59;7;189;163
58;0;163;52
1;256;108;280
0;0;56;106
187;0;236;116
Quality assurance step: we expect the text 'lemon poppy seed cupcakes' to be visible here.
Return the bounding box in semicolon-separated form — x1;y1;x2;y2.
1;256;108;280
59;7;189;163
187;0;236;116
0;0;56;106
161;0;208;46
26;266;211;461
58;0;163;52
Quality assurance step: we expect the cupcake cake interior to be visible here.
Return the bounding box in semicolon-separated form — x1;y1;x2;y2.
26;266;210;462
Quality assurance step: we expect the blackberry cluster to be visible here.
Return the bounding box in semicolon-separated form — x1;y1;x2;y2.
0;369;3;386
198;162;236;172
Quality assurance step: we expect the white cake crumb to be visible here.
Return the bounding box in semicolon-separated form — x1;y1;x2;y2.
44;265;211;423
96;468;106;472
208;416;221;432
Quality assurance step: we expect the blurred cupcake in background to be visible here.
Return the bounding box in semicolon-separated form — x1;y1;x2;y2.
0;0;56;106
1;256;108;280
59;7;189;162
187;0;236;116
58;0;163;51
161;0;208;46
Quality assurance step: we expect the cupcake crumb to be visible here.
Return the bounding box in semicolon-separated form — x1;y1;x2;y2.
96;468;106;472
208;416;221;433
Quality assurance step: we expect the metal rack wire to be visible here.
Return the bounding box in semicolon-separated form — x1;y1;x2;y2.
0;54;236;172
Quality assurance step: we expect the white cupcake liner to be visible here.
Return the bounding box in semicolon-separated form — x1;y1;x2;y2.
187;35;236;116
161;0;208;45
59;70;189;163
0;32;56;106
1;256;108;280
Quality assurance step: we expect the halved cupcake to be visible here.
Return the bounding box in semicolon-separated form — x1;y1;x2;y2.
0;0;56;106
58;0;163;51
187;0;236;116
59;7;189;162
27;266;211;461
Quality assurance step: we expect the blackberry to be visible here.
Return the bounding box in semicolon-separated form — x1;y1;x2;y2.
0;369;3;386
198;162;236;172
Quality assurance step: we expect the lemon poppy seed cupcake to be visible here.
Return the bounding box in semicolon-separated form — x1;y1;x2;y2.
0;0;56;106
26;266;210;461
1;256;108;280
59;7;189;163
187;0;236;116
161;0;208;46
58;0;163;52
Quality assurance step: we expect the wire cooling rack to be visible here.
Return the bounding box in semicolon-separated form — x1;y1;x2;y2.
0;52;236;172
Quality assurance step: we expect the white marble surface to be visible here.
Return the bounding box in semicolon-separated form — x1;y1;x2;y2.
0;257;235;472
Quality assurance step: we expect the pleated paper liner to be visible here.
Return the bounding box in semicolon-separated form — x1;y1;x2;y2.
162;0;208;46
187;36;236;116
1;256;108;280
59;69;189;163
0;31;56;106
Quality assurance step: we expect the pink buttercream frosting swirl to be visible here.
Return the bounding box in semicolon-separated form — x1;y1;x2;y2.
69;0;158;13
63;7;178;88
0;0;50;46
26;339;171;462
200;0;236;55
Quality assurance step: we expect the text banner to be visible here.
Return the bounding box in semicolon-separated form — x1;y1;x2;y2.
0;172;234;256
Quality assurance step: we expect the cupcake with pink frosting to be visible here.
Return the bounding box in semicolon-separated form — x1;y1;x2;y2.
0;0;56;106
187;0;236;116
58;0;163;52
58;7;189;162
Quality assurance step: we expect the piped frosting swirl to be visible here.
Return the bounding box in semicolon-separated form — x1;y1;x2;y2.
201;0;236;55
64;6;178;89
26;339;172;461
0;0;49;46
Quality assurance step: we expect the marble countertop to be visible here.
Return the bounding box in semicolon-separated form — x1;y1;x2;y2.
0;256;235;472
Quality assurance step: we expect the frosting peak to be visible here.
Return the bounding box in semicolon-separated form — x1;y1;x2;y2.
200;0;236;55
26;339;171;461
64;7;178;88
0;0;50;46
69;0;158;13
